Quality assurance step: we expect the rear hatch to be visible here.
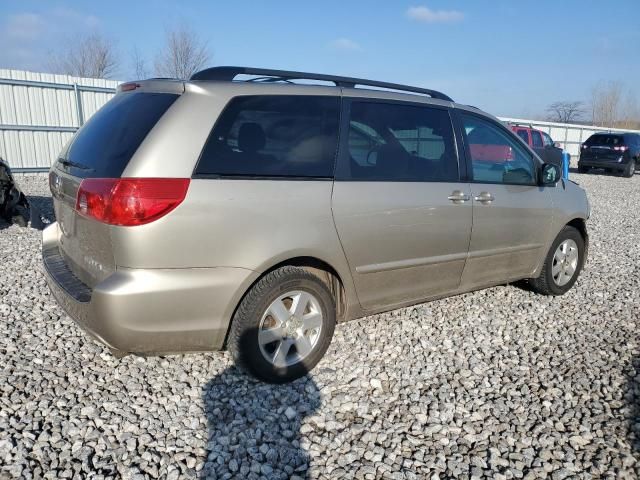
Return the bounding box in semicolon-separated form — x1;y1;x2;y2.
581;134;627;161
49;86;181;288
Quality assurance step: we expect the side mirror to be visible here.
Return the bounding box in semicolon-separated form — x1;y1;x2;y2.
554;142;561;148
540;163;561;186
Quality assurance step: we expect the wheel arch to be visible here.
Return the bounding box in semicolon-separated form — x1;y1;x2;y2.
222;255;350;349
566;217;589;264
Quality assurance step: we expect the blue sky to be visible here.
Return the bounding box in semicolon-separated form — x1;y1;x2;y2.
1;0;639;117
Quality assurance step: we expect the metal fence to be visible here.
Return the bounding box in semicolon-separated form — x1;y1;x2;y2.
0;69;118;172
1;69;640;172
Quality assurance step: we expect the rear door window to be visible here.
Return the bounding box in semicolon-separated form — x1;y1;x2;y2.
515;129;529;144
338;101;458;182
531;131;543;148
58;92;179;178
196;95;339;178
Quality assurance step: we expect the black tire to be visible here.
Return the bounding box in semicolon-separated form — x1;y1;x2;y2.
227;266;336;383
624;159;636;178
528;226;585;296
577;165;589;174
604;168;613;174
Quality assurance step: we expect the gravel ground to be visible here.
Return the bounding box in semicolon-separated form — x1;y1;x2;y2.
0;172;638;479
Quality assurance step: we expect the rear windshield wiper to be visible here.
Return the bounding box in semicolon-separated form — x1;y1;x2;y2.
58;159;94;171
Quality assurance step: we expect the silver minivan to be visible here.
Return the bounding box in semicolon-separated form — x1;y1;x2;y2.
43;67;589;382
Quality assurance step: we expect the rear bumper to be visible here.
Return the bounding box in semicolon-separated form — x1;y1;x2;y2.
578;156;628;170
42;222;257;354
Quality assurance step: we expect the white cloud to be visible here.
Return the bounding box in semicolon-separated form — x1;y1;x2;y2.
330;38;362;52
5;13;45;41
406;6;464;24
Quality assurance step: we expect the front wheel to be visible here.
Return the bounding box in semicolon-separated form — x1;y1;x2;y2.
528;226;585;296
227;266;336;383
623;159;636;178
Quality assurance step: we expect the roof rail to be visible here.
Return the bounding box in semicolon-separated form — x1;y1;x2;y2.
190;66;453;102
508;121;534;129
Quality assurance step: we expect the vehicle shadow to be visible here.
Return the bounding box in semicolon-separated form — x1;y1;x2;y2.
0;195;54;231
27;195;55;225
200;332;321;479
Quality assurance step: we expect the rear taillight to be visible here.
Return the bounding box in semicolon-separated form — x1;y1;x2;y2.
75;178;190;226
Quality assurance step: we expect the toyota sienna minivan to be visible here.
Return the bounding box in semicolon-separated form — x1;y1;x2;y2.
43;67;590;382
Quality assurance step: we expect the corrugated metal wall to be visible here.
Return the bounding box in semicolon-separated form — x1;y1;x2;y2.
1;69;639;171
0;69;118;171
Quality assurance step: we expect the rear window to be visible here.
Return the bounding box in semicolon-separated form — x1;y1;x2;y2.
58;92;178;178
585;134;624;146
195;95;340;178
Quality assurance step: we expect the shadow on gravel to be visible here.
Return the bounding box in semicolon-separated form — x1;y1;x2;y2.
27;195;54;225
0;195;53;231
628;356;639;458
201;332;320;479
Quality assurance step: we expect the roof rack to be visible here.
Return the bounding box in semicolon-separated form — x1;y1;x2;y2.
508;121;534;129
190;66;453;102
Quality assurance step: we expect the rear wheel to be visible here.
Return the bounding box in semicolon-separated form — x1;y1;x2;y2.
528;226;585;296
624;159;636;178
227;266;336;383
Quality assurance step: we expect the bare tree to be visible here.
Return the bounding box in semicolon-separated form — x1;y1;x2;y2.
590;81;623;127
49;33;120;79
618;92;640;129
545;101;585;123
130;46;149;80
154;24;210;79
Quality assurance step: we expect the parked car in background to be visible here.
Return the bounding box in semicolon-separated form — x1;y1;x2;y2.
578;133;640;177
510;124;564;168
0;157;31;226
43;67;590;383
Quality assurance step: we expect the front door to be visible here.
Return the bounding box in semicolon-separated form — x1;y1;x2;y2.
332;99;472;310
456;112;553;289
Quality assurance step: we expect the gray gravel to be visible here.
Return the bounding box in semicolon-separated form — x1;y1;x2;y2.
1;172;639;479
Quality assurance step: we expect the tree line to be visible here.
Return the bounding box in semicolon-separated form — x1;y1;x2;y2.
47;23;210;82
545;82;640;129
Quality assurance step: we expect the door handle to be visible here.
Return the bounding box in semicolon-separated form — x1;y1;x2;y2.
474;192;495;204
447;190;470;203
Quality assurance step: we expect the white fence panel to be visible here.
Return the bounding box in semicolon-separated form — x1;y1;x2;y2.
0;69;119;171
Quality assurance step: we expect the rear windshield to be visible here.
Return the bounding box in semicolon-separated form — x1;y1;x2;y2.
585;134;624;146
58;92;178;178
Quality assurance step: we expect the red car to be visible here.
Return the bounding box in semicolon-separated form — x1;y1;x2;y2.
510;124;563;167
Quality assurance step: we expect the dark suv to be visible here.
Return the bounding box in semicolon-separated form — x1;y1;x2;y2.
578;133;640;177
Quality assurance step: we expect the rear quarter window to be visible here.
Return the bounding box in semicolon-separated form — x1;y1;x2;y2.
58;92;179;178
195;95;340;178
